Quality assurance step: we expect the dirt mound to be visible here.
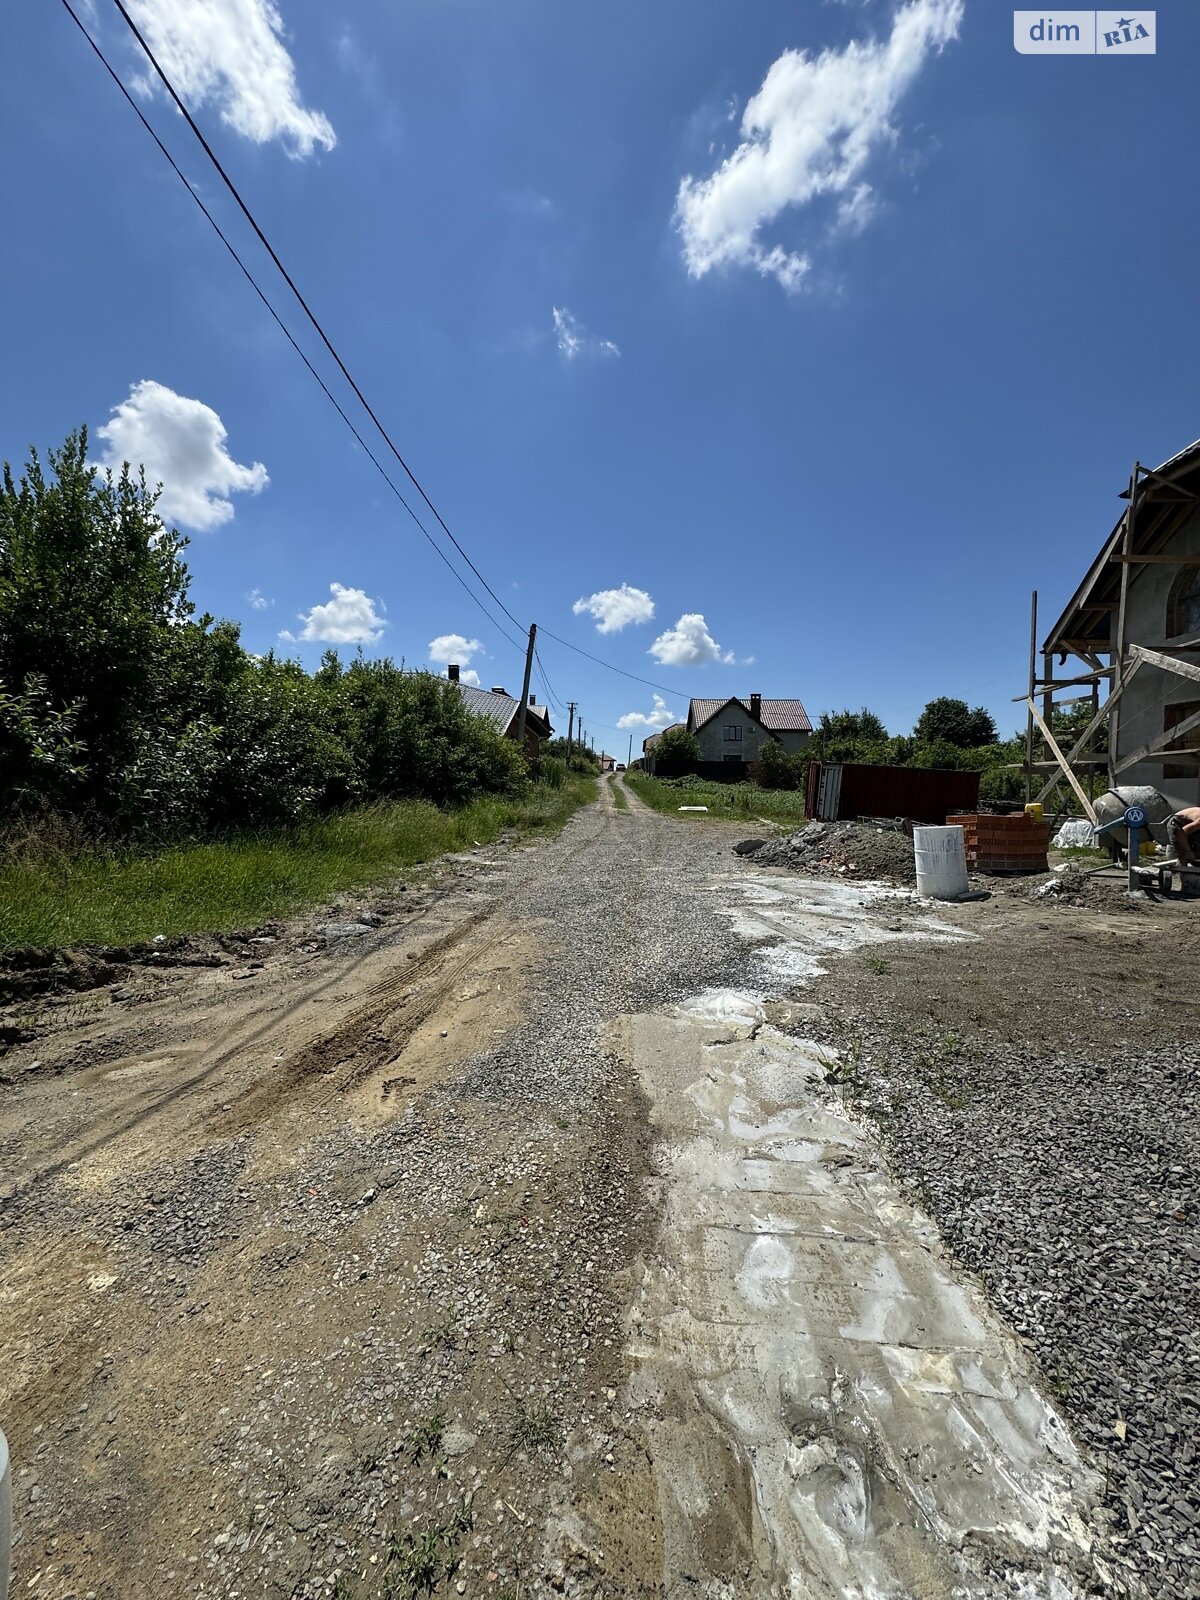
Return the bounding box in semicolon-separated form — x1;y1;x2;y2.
745;820;917;884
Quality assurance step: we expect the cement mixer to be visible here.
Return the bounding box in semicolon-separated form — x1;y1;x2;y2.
1091;786;1172;854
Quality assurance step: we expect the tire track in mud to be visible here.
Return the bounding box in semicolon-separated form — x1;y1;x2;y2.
211;905;503;1132
2;797;618;1211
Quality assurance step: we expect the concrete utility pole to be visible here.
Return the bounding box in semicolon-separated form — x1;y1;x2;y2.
627;734;633;767
566;702;577;755
515;623;537;751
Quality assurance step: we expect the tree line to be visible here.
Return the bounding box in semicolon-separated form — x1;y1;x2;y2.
0;430;589;843
649;699;1098;805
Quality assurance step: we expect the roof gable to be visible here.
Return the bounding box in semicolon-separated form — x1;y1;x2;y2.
687;697;812;735
1044;441;1200;655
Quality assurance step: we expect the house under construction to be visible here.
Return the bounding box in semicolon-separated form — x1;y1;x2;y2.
1024;442;1200;820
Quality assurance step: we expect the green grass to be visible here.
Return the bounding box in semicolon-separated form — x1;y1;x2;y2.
0;776;596;950
508;1400;558;1452
610;779;629;811
1052;845;1110;866
624;772;809;825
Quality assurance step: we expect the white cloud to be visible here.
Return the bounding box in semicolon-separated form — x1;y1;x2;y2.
674;0;963;290
552;306;620;361
649;613;734;667
283;583;386;644
617;694;677;731
247;588;272;610
572;584;655;634
127;0;335;158
97;379;268;531
428;633;483;665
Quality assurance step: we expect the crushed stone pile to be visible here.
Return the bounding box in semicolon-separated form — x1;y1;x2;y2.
743;820;917;884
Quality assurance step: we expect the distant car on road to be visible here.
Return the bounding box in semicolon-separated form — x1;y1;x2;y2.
616;764;626;771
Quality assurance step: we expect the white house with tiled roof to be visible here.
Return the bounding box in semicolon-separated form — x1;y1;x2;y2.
686;695;811;766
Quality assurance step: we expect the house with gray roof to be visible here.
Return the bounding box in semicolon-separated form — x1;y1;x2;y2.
447;664;552;756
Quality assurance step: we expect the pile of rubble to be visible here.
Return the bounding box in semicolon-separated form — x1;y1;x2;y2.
738;820;917;884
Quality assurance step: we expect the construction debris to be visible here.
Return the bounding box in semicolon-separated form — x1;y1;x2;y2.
741;821;917;883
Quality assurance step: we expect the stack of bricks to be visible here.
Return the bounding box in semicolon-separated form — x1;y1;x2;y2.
946;813;1050;874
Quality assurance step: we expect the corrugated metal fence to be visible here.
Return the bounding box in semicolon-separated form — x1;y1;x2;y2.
806;763;981;824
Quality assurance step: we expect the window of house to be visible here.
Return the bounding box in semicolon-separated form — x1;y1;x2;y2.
1166;565;1200;639
723;753;742;763
1164;700;1200;783
723;725;742;741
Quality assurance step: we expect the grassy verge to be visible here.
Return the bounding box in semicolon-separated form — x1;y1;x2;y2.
1051;846;1111;867
624;773;809;825
610;780;629;812
0;776;597;950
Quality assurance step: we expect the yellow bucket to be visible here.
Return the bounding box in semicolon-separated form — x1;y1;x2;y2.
1024;803;1044;822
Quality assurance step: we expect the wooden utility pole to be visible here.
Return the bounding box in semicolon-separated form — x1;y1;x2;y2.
1109;464;1139;787
566;701;577;755
515;623;537;751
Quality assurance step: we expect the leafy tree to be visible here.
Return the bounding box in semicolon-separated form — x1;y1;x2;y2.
0;429;587;841
654;726;700;766
1051;699;1107;753
815;708;888;745
546;736;600;775
0;429;194;817
913;697;997;748
327;660;526;807
755;738;805;790
809;707;891;765
0;674;88;810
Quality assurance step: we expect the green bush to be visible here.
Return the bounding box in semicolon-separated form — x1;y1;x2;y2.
0;429;533;842
537;754;568;789
752;739;806;790
654;726;701;767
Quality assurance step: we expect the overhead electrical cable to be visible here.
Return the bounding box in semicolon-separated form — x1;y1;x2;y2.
74;0;726;712
536;625;697;702
532;645;566;714
58;0;524;655
102;0;526;639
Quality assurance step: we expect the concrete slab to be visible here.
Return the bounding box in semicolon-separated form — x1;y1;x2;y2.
616;876;1101;1599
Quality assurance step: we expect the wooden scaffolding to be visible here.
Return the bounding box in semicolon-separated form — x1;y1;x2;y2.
1019;453;1200;823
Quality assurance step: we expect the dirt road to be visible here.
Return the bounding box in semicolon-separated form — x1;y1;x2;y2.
0;776;1193;1598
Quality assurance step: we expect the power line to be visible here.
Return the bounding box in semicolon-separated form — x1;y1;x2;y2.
81;0;728;715
533;645;566;714
59;0;525;657
536;624;694;701
103;0;526;639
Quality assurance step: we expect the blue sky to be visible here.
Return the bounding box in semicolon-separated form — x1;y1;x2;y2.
3;0;1196;752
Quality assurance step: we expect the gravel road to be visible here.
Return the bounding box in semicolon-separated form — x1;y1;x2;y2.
0;774;1194;1599
0;777;756;1599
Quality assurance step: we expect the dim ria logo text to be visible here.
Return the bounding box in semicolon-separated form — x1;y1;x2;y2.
1013;12;1156;53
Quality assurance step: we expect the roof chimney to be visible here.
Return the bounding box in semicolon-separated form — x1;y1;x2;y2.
448;663;460;683
529;693;536;705
491;685;507;696
750;693;762;721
